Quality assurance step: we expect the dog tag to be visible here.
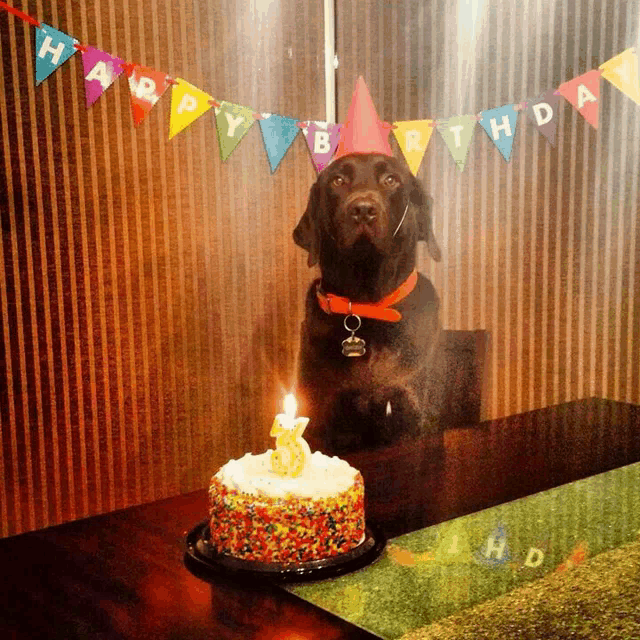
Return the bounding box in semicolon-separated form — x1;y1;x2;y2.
342;314;366;357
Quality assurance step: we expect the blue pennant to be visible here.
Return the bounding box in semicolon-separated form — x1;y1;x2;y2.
259;114;300;172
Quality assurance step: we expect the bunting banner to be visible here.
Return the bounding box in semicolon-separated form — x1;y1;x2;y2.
34;23;77;85
556;69;601;129
3;5;639;175
301;121;342;173
392;120;435;176
599;47;640;106
215;102;256;162
126;64;172;127
168;78;213;140
258;113;300;172
81;46;124;108
436;115;477;171
524;90;563;147
479;104;519;162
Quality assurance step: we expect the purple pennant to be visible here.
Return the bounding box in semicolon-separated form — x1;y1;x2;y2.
525;89;563;147
81;46;125;108
302;121;342;172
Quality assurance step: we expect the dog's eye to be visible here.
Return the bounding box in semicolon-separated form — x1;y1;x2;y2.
383;174;399;188
331;176;346;187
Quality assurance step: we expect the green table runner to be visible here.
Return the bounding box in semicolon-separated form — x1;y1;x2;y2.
287;461;640;640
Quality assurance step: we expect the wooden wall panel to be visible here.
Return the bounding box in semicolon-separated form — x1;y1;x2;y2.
336;0;640;421
0;0;323;537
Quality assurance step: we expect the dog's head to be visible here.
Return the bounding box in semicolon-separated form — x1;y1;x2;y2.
293;153;441;267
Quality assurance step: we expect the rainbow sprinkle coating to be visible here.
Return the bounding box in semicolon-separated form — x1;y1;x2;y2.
208;473;365;564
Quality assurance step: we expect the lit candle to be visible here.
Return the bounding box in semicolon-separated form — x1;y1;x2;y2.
270;394;311;477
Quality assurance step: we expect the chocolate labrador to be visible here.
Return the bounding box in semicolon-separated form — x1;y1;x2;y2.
293;152;442;455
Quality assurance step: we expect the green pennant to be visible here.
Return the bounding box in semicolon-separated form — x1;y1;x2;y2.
215;102;256;161
436;114;477;171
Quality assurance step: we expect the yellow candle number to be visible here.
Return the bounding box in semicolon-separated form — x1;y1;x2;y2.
270;415;311;478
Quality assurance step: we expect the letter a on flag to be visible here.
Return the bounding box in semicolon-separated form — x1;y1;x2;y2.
301;122;342;172
81;46;124;108
258;113;300;172
556;69;601;129
127;65;172;127
392;120;435;176
599;48;640;106
168;78;213;139
214;102;256;161
35;24;78;85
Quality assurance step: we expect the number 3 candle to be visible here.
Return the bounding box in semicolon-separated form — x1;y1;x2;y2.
270;394;311;477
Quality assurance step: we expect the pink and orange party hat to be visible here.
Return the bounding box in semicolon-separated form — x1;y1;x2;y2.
333;76;393;160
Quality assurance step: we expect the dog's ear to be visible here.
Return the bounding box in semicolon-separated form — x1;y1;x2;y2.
293;180;322;267
410;176;442;262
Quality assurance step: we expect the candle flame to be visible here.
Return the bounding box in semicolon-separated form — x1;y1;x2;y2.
284;393;297;418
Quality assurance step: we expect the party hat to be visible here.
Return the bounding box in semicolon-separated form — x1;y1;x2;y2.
333;76;393;160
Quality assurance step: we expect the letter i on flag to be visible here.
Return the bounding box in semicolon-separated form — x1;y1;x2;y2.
258;113;300;172
35;24;78;85
168;78;214;139
599;48;640;106
556;69;601;129
81;46;124;108
392;120;435;176
126;65;172;126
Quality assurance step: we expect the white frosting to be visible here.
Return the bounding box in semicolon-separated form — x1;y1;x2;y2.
215;450;359;499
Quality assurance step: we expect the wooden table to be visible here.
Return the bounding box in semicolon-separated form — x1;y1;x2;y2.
1;399;638;639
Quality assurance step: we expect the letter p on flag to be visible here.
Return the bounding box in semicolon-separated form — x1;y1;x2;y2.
169;78;213;139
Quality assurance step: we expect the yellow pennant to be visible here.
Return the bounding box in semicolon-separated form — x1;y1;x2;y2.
169;78;213;139
599;48;640;106
392;120;435;175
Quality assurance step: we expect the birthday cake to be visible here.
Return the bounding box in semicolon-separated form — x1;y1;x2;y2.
208;450;365;564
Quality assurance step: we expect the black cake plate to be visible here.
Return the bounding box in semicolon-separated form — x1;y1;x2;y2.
184;520;386;584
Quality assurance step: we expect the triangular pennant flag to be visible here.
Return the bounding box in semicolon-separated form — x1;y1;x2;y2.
392;120;435;175
258;113;300;172
599;48;640;106
474;523;511;567
168;78;213;139
81;46;124;108
214;102;256;161
301;121;342;172
126;65;171;126
556;69;601;129
334;76;392;160
436;115;476;171
34;24;78;86
479;104;519;162
525;90;563;146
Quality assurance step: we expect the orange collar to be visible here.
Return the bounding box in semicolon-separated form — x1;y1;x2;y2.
316;270;417;322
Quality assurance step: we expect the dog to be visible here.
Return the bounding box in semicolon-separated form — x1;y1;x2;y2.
293;152;442;455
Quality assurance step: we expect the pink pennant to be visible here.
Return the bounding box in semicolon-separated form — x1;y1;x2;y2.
81;46;125;108
556;69;602;129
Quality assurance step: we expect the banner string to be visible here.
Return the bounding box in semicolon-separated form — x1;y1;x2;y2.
0;1;41;27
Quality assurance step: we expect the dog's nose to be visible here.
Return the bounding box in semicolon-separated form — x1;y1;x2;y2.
350;203;377;224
